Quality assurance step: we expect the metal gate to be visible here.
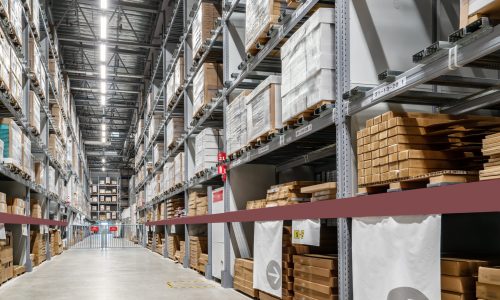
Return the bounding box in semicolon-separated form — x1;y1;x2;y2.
68;224;145;249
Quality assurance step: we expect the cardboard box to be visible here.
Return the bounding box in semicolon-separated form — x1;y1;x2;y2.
477;282;500;300
293;254;337;270
441;291;475;300
441;275;475;293
192;63;223;118
441;258;490;276
245;0;286;54
0;118;22;167
192;2;220;59
479;266;500;286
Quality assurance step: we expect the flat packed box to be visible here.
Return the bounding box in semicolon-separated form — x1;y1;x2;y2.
28;91;41;134
441;257;490;276
245;0;286;54
192;1;221;59
0;118;22;167
194;128;223;173
192;63;223;118
227;90;250;155
166;117;183;148
477;282;500;300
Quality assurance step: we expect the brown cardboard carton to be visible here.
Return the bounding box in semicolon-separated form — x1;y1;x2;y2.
293;254;337;269
477;282;500;300
479;266;500;286
441;291;475;300
441;275;475;293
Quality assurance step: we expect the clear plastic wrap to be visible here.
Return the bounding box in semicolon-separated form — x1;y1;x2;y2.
227;90;250;155
195;128;223;173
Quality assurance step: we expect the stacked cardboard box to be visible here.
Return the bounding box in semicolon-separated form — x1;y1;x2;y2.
176;241;185;263
174;152;185;186
29;38;42;86
245;199;266;210
7;197;25;215
50;229;63;255
293;254;338;300
234;258;258;298
245;0;287;55
192;1;221;59
10;48;22;106
188;191;207;216
167;234;181;259
173;57;184;96
166;117;183;149
282;226;305;300
227;90;250;156
153;143;164;166
167;198;184;218
265;181;315;207
356;112;499;186
31;202;42;218
51;104;65;140
199;253;208;273
154;233;164;255
477;266;500;299
49;134;64;164
301;182;337;202
149;114;163;140
246;75;282;143
0;232;13;284
22;133;32;178
166;73;176;108
281;8;335;124
441;257;489;300
480;132;500;180
28;91;41;135
34;160;45;186
0;193;5;213
189;236;208;272
459;0;500;28
194;128;223;174
192;63;223;118
0;30;9;91
0;118;22;168
30;231;46;266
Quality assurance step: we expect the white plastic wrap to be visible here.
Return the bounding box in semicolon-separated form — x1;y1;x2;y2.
174;152;184;186
192;2;220;58
166;117;183;148
245;0;285;53
192;63;222;117
29;91;40;133
174;56;184;93
246;75;282;143
195;128;223;174
281;8;335;123
227;90;250;155
166;75;176;108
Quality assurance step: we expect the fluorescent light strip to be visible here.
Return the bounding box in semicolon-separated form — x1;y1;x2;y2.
100;81;106;94
100;15;107;40
100;0;107;9
100;65;106;79
101;95;106;106
100;44;106;62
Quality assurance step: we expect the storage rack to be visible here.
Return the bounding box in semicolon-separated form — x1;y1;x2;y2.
0;0;91;275
90;176;121;221
133;0;500;299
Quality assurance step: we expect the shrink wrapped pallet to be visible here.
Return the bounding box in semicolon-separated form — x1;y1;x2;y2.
135;119;144;146
227;90;250;155
174;56;184;93
153;143;164;166
9;48;22;106
29;91;40;134
166;74;176;108
22;133;32;178
9;0;22;46
51;104;64;136
192;63;223;118
0;118;22;167
49;134;64;163
149;114;163;137
0;31;9;90
192;2;221;59
281;8;335;123
245;0;286;54
30;0;40;37
174;152;184;186
166;117;183;148
29;38;42;83
195;128;223;174
48;166;56;193
246;75;282;143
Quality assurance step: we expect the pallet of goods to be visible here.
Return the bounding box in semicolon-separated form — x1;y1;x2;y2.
246;75;282;146
30;231;46;266
174;152;185;187
21;134;33;179
167;234;182;260
293;254;338;300
153;143;164;166
166;117;183;149
194;127;223;175
188;191;207;216
477;266;500;299
441;257;490;300
265;181;316;207
0;193;5;213
166;73;176;109
50;229;63;256
9;48;22;108
28;38;42;86
245;199;266;210
192;62;223;119
176;241;185;263
356;111;500;194
166;198;184;218
227;90;250;158
0;118;23;172
0;31;10;93
245;0;287;55
8;0;22;46
460;0;500;28
28;91;41;135
31;202;41;218
480;132;500;180
149;114;163;140
301;182;337;202
173;56;184;96
189;236;208;273
234;258;259;298
192;1;221;60
0;232;13;284
7;197;25;215
281;8;335;126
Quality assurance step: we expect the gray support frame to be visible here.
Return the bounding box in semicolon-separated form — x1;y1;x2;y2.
24;187;32;272
205;185;213;280
335;1;354;299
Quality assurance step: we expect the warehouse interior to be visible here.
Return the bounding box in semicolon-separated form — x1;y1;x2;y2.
0;0;500;299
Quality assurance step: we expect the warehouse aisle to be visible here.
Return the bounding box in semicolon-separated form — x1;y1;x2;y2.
0;248;249;300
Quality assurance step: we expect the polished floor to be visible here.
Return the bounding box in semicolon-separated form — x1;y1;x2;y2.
0;248;249;300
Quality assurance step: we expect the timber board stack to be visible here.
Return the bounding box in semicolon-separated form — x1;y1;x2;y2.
187;191;207;217
480;132;500;180
167;198;184;219
0;231;13;284
265;181;316;207
301;182;337;202
293;254;338;300
356;111;500;194
167;234;181;260
234;258;259;298
441;257;490;300
30;231;46;266
49;229;63;256
189;236;208;273
477;266;500;300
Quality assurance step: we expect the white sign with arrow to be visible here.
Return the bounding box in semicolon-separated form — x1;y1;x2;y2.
253;220;282;298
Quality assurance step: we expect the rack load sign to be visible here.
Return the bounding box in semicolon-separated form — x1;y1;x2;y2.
109;226;118;232
213;189;223;203
90;226;99;233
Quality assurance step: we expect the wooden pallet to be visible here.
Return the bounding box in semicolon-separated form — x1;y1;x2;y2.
247;129;279;149
357;170;478;195
5;162;24;175
193;103;208;120
246;22;280;57
194;170;206;178
282;100;333;129
228;149;244;161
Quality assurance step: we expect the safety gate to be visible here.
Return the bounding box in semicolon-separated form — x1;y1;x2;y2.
68;224;145;249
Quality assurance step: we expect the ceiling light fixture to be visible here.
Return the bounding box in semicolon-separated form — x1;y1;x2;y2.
101;131;106;137
100;65;106;79
101;95;106;106
100;15;107;40
101;123;106;131
102;167;106;171
100;81;106;94
102;158;106;163
99;44;106;62
101;137;106;143
100;0;107;9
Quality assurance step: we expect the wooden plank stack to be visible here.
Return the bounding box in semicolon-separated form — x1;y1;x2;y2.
301;182;336;202
441;257;490;300
246;199;266;210
199;253;208;273
481;132;500;180
50;229;63;256
477;266;500;300
188;191;207;216
265;181;316;207
234;258;258;298
0;232;13;284
189;236;208;272
293;254;338;300
176;241;185;263
166;198;184;219
282;226;307;300
7;197;25;215
30;231;46;266
357;111;500;190
167;234;181;260
460;0;500;28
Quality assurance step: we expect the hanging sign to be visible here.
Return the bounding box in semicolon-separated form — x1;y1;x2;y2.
292;219;320;246
253;221;283;298
0;224;5;239
212;189;223;203
352;215;441;300
90;226;99;233
109;226;118;232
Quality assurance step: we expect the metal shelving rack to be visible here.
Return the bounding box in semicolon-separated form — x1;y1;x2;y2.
0;0;91;274
134;0;500;299
90;176;121;221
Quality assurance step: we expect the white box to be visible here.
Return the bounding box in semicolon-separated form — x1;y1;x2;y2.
166;117;183;148
227;90;249;155
195;128;223;174
174;152;184;186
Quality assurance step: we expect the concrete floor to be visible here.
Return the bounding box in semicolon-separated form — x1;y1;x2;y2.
0;248;250;300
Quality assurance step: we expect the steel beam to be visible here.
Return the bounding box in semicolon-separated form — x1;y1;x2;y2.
58;36;161;49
